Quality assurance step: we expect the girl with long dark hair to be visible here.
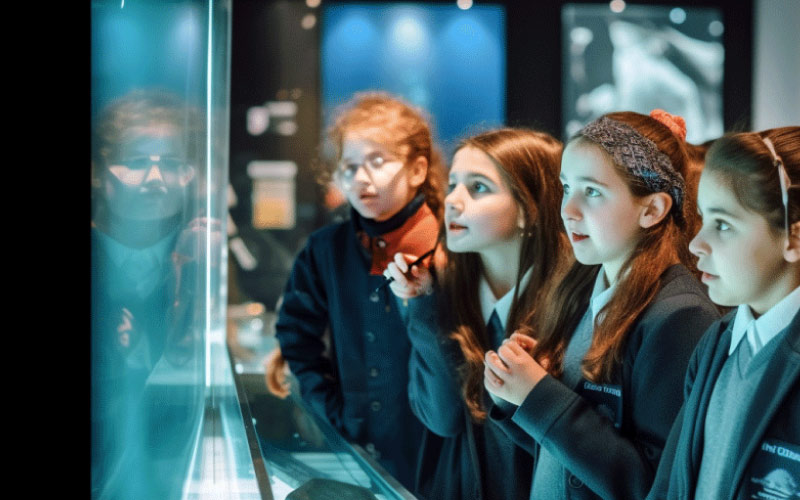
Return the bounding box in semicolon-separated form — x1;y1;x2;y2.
385;127;568;499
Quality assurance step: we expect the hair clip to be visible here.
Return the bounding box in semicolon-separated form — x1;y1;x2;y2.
762;137;792;233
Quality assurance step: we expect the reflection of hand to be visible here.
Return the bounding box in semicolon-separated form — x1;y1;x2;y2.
383;252;433;300
173;217;224;267
483;333;547;406
116;307;135;349
166;216;225;367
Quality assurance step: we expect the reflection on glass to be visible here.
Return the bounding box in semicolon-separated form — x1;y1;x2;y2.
562;3;724;143
260;393;409;500
228;310;415;499
242;338;414;499
91;87;207;499
91;0;235;497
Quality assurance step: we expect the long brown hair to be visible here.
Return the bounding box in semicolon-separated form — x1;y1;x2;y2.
704;127;800;233
440;128;568;420
325;91;447;221
529;111;697;383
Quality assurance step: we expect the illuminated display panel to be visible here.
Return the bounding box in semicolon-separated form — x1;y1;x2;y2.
321;3;506;155
562;3;724;144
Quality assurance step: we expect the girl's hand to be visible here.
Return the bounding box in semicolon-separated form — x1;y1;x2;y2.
384;252;434;299
483;335;547;406
264;348;291;399
510;332;537;353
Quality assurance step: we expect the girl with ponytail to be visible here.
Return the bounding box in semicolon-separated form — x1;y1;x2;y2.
649;126;800;500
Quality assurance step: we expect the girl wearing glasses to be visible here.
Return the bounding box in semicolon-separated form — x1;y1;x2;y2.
270;91;446;490
647;126;800;500
384;127;568;499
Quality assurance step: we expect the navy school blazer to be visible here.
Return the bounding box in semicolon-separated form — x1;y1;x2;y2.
401;291;534;500
273;215;429;490
647;307;800;500
489;264;721;500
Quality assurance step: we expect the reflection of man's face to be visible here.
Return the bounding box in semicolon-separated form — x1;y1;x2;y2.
103;124;194;221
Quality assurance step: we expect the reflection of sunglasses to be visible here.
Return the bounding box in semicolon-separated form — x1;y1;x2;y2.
763;137;796;234
107;156;194;186
118;155;186;171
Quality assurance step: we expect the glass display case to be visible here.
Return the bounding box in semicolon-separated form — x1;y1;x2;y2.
228;306;416;500
91;1;416;498
91;0;244;496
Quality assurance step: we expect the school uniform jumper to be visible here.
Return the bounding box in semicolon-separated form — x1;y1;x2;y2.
490;264;721;500
402;271;535;500
91;226;179;493
91;221;203;498
274;194;437;490
647;296;800;500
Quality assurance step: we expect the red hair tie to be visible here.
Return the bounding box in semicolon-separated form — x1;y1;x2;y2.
650;109;687;142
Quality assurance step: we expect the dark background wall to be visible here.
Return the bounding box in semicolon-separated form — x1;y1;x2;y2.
228;0;753;309
229;0;322;309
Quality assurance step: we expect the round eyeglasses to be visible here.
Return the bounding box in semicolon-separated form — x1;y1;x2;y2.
335;151;401;184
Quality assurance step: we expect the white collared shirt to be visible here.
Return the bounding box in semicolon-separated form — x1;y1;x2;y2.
728;286;800;356
590;269;617;324
480;267;534;331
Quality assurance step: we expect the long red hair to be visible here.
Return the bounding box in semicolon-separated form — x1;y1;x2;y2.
325;91;447;220
266;91;447;398
527;111;699;383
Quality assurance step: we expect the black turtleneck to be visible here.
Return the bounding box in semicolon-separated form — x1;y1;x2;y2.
352;192;426;238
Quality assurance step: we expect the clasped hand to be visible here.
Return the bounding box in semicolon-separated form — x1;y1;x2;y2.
483;332;548;406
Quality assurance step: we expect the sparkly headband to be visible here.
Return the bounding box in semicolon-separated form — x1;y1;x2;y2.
578;116;686;220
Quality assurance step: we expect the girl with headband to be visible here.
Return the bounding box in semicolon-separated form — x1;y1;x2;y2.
648;126;800;500
483;110;721;500
384;128;568;499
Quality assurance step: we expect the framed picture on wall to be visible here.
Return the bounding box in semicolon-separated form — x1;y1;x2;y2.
562;3;725;144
